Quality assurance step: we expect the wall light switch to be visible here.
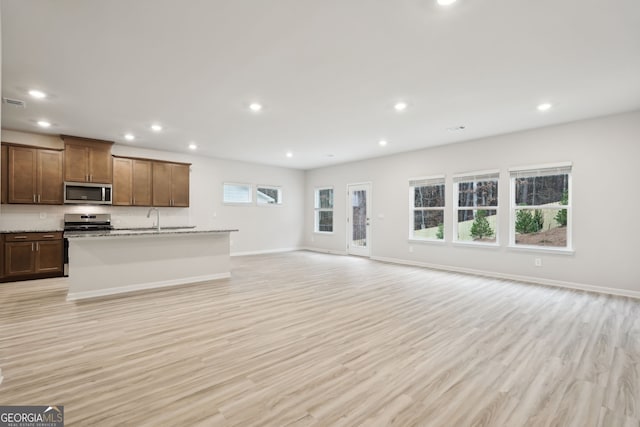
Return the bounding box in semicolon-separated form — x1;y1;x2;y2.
409;246;414;253
39;212;47;219
534;257;542;267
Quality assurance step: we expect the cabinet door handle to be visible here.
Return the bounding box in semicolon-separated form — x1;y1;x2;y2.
31;243;35;251
33;194;36;203
38;194;41;203
36;242;40;251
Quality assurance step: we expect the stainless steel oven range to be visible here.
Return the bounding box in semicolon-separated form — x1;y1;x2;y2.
63;213;113;275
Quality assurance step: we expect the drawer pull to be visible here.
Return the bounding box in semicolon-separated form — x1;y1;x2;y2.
14;236;28;239
42;235;55;238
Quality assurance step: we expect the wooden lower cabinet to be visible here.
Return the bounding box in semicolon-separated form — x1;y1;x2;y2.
2;232;64;281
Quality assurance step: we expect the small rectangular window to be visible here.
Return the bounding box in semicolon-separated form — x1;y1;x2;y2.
315;187;334;233
223;183;252;204
409;176;445;241
257;186;282;205
453;170;499;244
510;163;572;250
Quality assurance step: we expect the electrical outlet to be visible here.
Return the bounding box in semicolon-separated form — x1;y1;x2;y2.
409;246;414;253
39;212;47;219
534;257;542;267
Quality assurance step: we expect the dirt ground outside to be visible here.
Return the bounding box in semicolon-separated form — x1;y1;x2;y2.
515;226;567;247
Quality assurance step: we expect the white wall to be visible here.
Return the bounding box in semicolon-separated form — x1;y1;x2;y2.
304;111;640;295
0;134;305;255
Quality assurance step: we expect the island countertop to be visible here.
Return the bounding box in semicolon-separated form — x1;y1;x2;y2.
65;228;238;239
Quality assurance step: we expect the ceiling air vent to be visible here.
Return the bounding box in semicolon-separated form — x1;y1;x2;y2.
2;97;26;108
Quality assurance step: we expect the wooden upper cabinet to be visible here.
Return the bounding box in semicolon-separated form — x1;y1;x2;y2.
132;159;152;206
8;146;37;204
63;143;88;182
7;146;63;205
112;157;133;206
37;149;64;204
113;157;153;206
170;163;190;207
62;135;113;183
1;145;8;204
152;162;172;207
152;161;190;207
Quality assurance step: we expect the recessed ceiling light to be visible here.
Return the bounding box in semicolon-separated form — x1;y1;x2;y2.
37;120;51;128
286;152;293;158
29;89;47;99
437;0;457;5
249;103;263;112
394;102;408;112
150;124;163;132
124;133;135;141
537;103;552;111
379;139;388;147
188;143;197;150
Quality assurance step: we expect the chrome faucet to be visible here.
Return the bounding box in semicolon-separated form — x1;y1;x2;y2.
146;208;160;231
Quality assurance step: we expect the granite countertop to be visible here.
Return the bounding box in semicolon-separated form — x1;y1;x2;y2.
65;228;238;238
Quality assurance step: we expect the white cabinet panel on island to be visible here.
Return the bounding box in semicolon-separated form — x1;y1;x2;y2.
65;229;237;301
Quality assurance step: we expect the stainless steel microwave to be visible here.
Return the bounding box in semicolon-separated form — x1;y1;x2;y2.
64;182;112;205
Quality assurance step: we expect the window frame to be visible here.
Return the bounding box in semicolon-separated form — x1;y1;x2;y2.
314;187;334;234
452;169;500;247
222;182;253;205
508;162;573;253
408;175;446;243
256;185;283;206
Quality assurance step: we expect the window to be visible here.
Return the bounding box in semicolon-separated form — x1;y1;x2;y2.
409;176;445;241
223;183;252;204
314;187;334;233
257;186;282;205
453;170;499;244
510;163;572;250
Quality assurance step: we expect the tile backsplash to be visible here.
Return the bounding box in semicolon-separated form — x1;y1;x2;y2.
0;204;192;231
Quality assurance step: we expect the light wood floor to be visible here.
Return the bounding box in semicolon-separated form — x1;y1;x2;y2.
0;251;639;426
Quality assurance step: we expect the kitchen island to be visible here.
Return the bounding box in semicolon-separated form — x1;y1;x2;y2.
65;228;237;301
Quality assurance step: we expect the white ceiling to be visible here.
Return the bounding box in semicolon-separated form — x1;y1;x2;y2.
2;0;639;170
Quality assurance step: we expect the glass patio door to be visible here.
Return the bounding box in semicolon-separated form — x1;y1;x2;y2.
347;183;371;257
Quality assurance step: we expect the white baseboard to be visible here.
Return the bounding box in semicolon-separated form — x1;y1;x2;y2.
370;256;640;300
231;247;300;257
300;246;349;256
67;273;231;301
